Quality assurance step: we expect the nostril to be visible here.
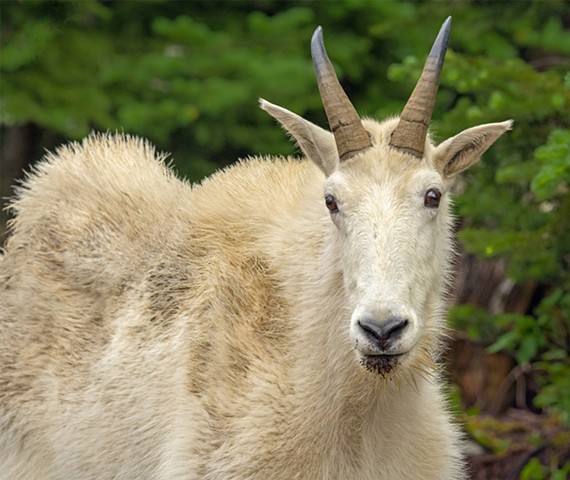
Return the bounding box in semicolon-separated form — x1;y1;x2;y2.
357;316;409;350
385;317;408;338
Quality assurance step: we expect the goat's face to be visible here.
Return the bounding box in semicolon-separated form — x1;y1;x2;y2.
261;101;509;375
324;120;452;375
261;19;511;375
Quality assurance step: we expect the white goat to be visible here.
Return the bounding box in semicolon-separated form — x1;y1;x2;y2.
0;18;511;479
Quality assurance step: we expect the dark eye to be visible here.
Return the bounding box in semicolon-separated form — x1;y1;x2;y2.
424;188;442;208
325;194;339;213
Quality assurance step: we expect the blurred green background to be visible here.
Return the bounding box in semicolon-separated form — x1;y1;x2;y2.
1;1;569;478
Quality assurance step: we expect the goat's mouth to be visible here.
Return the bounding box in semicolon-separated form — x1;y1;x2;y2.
359;353;403;376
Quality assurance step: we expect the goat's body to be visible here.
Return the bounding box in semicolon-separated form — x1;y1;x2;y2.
0;134;464;479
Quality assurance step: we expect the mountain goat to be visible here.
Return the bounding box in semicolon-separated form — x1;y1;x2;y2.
0;18;511;479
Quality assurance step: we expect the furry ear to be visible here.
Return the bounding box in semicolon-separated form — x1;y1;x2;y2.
260;99;339;176
434;121;513;178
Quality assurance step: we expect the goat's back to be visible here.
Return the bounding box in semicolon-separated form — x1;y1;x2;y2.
0;134;316;479
0;135;196;476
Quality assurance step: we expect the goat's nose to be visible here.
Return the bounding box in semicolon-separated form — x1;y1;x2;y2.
357;316;409;352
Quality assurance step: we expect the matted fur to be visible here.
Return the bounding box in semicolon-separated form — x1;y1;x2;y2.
0;109;510;478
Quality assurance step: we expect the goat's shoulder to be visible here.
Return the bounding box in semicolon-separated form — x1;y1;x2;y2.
192;155;318;227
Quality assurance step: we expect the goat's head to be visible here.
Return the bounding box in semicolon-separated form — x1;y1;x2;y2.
261;18;511;376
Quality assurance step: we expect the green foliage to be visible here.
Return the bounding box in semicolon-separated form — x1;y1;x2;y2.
534;348;570;426
445;5;570;450
466;416;512;455
454;290;570;424
521;457;570;480
458;128;570;283
449;304;502;344
463;410;570;479
531;290;570;425
531;129;570;202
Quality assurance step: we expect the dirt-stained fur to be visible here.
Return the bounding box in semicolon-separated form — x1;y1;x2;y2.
1;26;511;480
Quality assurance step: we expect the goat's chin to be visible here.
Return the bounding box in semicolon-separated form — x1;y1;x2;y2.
358;353;404;377
356;344;439;385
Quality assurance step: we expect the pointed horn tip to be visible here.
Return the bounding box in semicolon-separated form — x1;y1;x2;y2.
438;16;452;37
311;26;327;63
431;16;452;56
312;26;323;43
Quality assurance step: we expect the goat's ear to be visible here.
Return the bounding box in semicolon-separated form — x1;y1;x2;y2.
260;99;339;176
433;121;513;178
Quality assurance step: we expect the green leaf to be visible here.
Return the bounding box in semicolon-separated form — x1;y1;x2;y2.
488;330;519;354
516;335;538;364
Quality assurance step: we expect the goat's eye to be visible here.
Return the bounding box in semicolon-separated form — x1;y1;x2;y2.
325;194;339;213
424;188;442;208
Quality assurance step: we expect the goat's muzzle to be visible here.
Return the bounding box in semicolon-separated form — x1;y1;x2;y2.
350;306;421;375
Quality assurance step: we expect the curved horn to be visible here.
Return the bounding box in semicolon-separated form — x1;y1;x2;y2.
390;16;452;158
311;27;372;162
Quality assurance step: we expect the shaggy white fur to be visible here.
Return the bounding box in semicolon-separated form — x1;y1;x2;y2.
0;107;510;478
